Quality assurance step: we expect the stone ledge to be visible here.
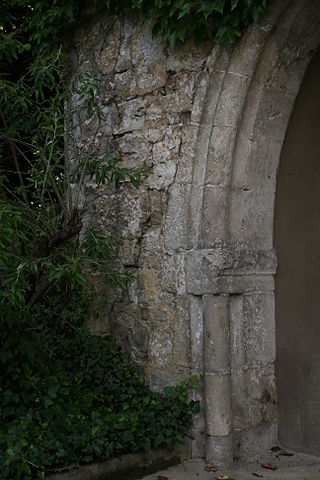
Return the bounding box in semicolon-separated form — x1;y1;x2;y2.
46;448;182;480
184;248;277;294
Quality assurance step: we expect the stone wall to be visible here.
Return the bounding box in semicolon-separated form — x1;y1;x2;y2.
69;14;212;394
69;0;320;464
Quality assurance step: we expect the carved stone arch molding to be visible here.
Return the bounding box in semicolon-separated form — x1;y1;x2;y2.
71;0;320;467
185;0;320;464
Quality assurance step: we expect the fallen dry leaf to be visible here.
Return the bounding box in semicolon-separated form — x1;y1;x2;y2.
252;473;263;478
261;463;277;471
204;464;219;472
157;476;168;480
215;476;234;480
270;445;281;452
278;450;294;457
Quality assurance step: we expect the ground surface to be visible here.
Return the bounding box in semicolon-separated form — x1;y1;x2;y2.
142;448;320;480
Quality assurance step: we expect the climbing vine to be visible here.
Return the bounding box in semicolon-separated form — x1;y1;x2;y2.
0;285;200;479
113;0;270;47
0;0;268;478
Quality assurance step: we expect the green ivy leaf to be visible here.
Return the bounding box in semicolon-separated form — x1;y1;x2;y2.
231;0;239;10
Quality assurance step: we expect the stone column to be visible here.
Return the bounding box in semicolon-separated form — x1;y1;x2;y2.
189;295;206;457
230;290;277;458
203;294;233;464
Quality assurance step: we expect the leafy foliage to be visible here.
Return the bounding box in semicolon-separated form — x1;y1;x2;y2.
0;288;200;479
0;143;149;322
110;0;270;47
0;4;149;317
0;1;267;479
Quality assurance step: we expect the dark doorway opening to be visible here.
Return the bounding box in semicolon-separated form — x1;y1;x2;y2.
275;48;320;455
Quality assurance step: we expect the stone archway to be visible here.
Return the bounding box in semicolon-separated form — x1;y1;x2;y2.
70;0;320;467
186;0;320;464
275;47;320;455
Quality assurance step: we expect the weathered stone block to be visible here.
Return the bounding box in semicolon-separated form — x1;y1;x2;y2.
171;296;191;368
229;187;275;250
175;125;198;185
166;39;211;72
135;59;167;96
230;294;245;367
145;367;191;392
206;434;233;465
139;268;162;306
116;132;153;160
232;133;282;191
148;159;177;190
185;250;232;295
190;295;204;373
233;422;277;460
226;249;277;276
201;186;228;247
227;22;267;77
203;294;230;373
214;73;250;128
149;190;167;226
255;84;296;142
94;20;120;74
162;254;186;294
243;292;276;365
206;125;237;187
161;72;196;114
148;328;173;368
114;97;145;135
164;184;191;251
130;27;166;96
216;274;275;294
230;367;249;432
247;370;276;427
204;373;232;437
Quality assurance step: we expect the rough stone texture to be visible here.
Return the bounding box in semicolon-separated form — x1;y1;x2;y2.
69;14;211;395
70;0;320;465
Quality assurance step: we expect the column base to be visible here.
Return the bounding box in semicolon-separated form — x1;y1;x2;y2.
206;434;233;465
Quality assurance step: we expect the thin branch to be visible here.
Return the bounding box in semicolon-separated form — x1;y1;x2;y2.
40;131;51;203
27;214;82;310
46;188;56;212
64;93;74;218
26;460;41;469
2;184;33;213
0;134;37;150
3;142;63;231
27;281;51;309
5;137;35;169
49;210;82;250
65;159;73;224
40;147;65;214
0;109;28;204
0;168;29;175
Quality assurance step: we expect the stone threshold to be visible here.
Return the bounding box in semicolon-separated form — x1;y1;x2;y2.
46;447;182;480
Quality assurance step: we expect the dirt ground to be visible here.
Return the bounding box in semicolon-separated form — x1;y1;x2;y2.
142;448;320;480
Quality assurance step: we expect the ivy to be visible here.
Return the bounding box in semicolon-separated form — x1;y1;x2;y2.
0;288;200;479
109;0;270;47
0;1;268;479
0;1;270;69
